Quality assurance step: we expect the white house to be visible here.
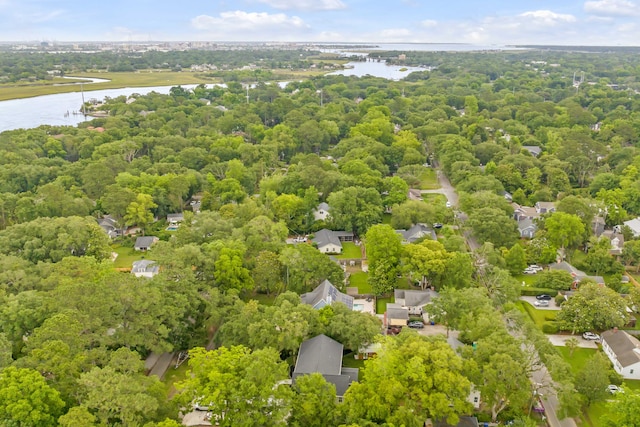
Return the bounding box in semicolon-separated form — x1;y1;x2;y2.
601;329;640;380
131;260;160;278
313;202;331;222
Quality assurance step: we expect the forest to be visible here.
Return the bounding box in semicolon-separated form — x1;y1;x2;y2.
2;48;640;426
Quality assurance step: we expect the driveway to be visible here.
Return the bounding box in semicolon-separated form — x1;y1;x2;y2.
520;296;561;311
546;334;599;348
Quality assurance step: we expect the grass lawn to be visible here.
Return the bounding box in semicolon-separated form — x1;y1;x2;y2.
162;359;190;397
582;401;607;427
396;277;415;290
112;245;146;269
513;273;538;286
418;168;440;190
349;271;371;294
556;346;598;375
516;301;557;330
421;193;447;205
376;296;394;314
342;352;365;381
382;213;392;225
245;293;278;306
336;242;362;259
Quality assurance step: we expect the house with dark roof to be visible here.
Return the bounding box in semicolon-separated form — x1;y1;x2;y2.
394;289;438;315
131;260;159;278
512;203;540;221
549;261;605;288
522;145;542;157
293;334;359;400
601;329;640;380
312;229;354;254
395;223;436;244
300;280;354;310
134;236;159;251
97;215;122;239
408;189;423;201
313;202;331;222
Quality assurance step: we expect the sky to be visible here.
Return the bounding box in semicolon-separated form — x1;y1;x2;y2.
1;0;640;45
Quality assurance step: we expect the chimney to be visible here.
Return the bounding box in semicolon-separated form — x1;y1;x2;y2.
613;327;618;333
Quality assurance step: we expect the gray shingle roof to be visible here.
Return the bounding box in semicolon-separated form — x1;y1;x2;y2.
312;229;342;249
131;260;159;275
396;223;436;243
602;329;640;368
300;280;354;309
386;304;409;320
394;289;437;307
134;236;157;249
294;334;343;376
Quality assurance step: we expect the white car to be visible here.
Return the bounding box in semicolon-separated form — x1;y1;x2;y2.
523;268;537;274
582;332;600;341
534;300;549;307
445;201;452;208
528;265;544;272
607;384;623;394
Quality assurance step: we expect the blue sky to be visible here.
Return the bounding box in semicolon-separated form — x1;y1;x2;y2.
1;0;640;45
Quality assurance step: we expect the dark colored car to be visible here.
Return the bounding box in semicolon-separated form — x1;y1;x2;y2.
536;294;552;300
433;223;443;229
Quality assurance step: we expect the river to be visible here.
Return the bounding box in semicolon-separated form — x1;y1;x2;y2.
0;43;511;132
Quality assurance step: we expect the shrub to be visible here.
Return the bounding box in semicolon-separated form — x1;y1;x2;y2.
533;270;573;290
520;287;558;297
542;322;559;334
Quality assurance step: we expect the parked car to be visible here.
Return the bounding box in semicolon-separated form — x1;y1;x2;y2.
523;268;538;274
408;321;424;329
607;384;623;394
534;300;549;307
582;332;600;341
528;265;544;272
432;223;443;229
536;294;552;300
445;201;452;208
387;326;401;335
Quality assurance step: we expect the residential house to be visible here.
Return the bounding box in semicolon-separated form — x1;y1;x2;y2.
97;215;121;239
601;230;625;256
356;342;382;360
300;280;354;310
394;289;438;315
166;213;184;227
517;218;537;239
522;145;542;157
408;189;423;201
623;217;640;238
512;203;539;221
312;229;354;254
395;223;437;244
384;303;409;327
134;236;159;251
313;202;331;222
535;201;556;215
549;261;605;288
131;260;159;278
292;334;359;400
601;329;640;380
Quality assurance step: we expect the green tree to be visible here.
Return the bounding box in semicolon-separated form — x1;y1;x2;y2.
556;283;627;333
533;270;573;290
365;224;403;295
327;186;383;235
602;388;640;427
466;207;519;248
544;212;585;257
401;240;452;290
575;352;614;406
215;247;254;293
252;251;283;295
125;193;158;233
179;345;291;427
505;244;527;275
288;373;338;427
0;366;65;426
343;333;472;426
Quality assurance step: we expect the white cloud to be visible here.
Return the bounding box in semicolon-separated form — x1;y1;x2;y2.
584;0;640;16
255;0;346;11
421;19;438;28
518;10;577;25
191;11;310;40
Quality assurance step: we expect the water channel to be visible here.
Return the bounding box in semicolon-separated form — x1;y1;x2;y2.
0;43;512;132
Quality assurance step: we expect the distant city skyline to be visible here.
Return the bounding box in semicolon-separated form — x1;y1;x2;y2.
1;0;640;46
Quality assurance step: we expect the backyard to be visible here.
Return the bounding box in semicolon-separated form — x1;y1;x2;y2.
419;168;439;190
335;242;363;259
112;244;147;270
